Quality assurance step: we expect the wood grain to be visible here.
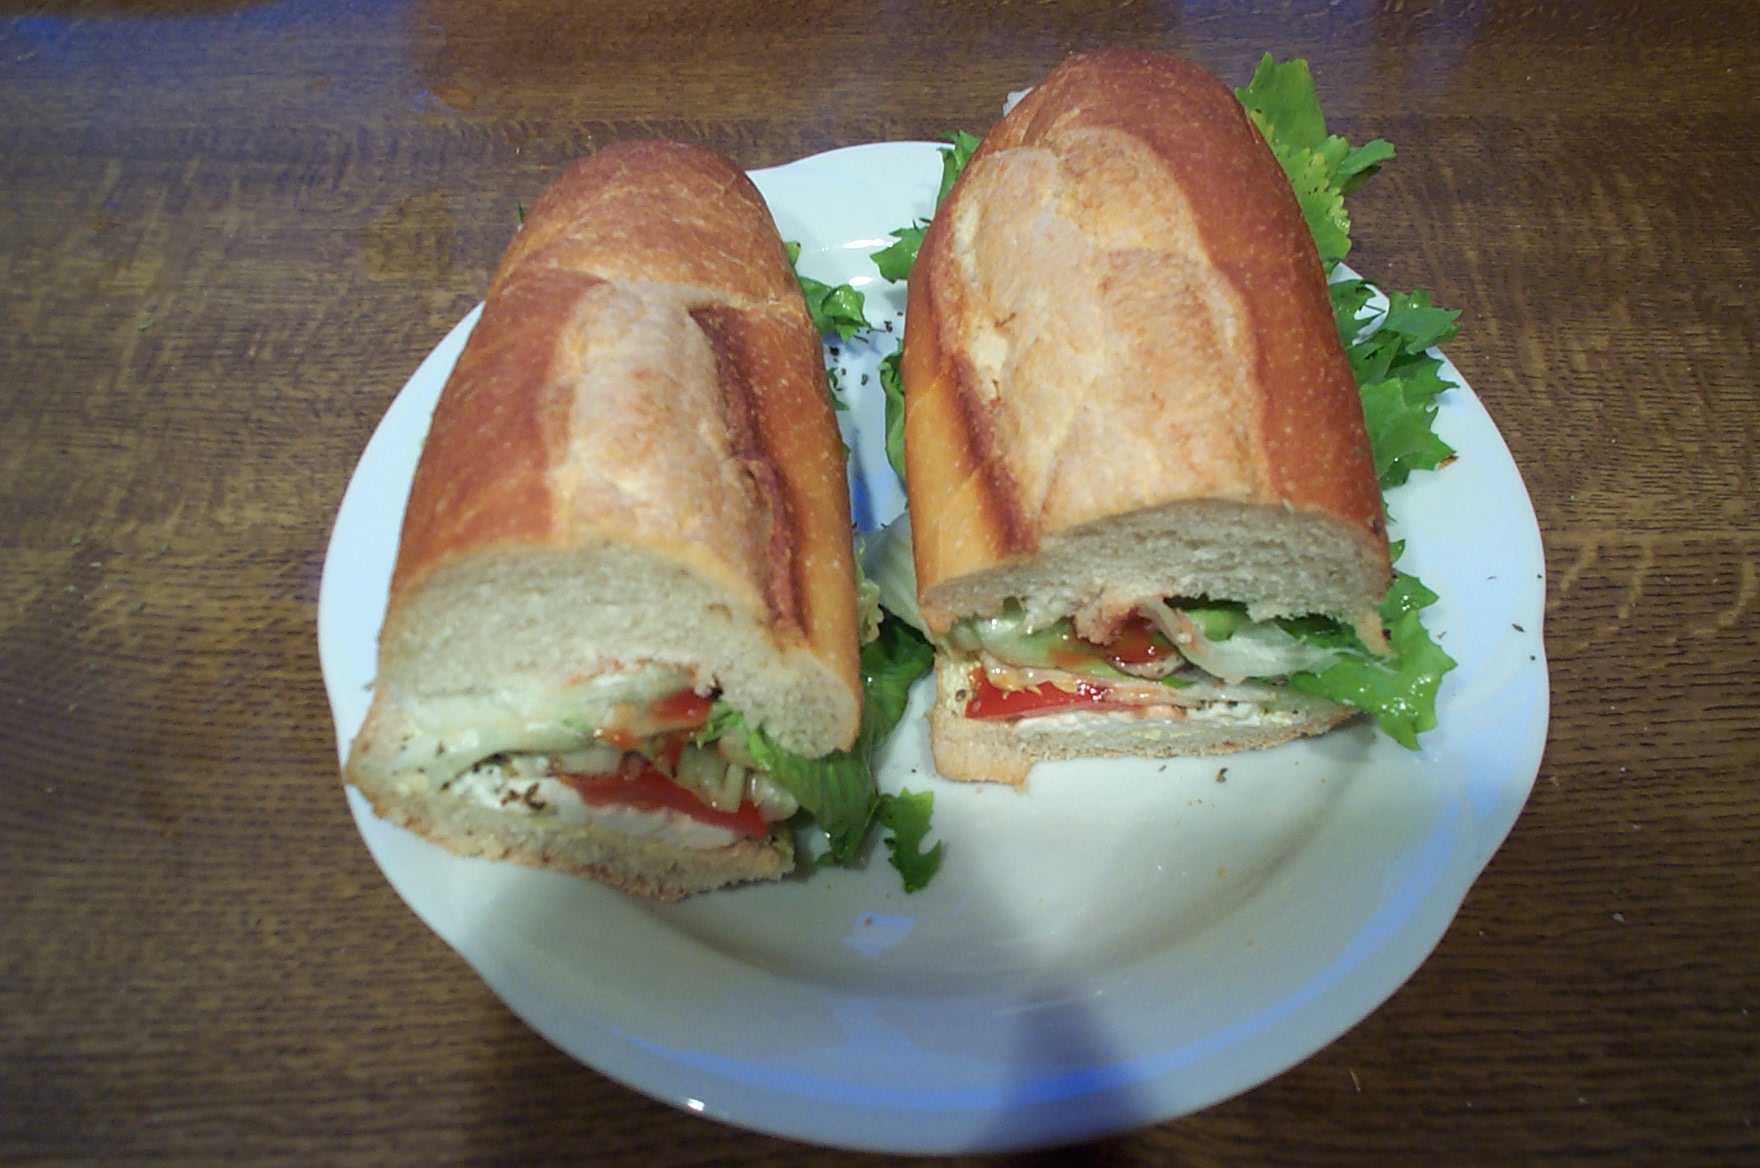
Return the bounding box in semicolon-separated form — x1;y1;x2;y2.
3;1;1758;1164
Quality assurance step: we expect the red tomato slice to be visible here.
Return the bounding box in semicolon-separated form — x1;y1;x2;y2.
963;668;1134;720
595;689;711;751
597;726;644;751
560;759;772;839
1104;615;1176;667
648;688;713;729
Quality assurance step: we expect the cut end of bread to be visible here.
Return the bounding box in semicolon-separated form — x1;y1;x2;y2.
381;540;859;759
919;498;1390;638
346;540;849;899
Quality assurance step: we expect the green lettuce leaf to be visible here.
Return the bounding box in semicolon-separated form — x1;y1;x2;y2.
1280;568;1454;748
1288;603;1456;750
860;621;940;889
1244;65;1461;494
875;789;942;892
695;701;744;746
1235;54;1393;269
937;129;982;206
705;616;937;880
1237;57;1459;747
868;130;983;490
1330;276;1377;342
784;240;869;341
806;280;870;341
1360;378;1455;488
873;130;981;285
1343;287;1462;488
871;224;925;283
817;614;936;871
745;729;876;864
1381;288;1461;351
1380;570;1440;623
1236;54;1329;157
878;349;907;482
861;613;937;736
1278;144;1354;268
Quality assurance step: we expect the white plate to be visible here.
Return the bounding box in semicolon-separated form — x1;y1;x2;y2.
318;142;1548;1153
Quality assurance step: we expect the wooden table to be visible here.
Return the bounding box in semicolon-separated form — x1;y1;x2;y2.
4;1;1756;1163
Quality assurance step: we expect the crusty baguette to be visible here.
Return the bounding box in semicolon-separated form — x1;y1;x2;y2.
905;49;1389;636
900;50;1390;782
345;140;860;898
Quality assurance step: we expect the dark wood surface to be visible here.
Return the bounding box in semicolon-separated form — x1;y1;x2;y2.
4;1;1757;1164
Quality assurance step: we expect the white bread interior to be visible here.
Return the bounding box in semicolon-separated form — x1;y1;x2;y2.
374;541;857;762
921;498;1391;643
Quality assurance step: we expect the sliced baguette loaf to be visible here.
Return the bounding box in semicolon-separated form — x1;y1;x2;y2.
345;140;860;897
901;51;1390;782
904;49;1390;643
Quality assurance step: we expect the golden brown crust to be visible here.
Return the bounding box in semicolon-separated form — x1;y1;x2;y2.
903;49;1388;625
901;264;1035;616
689;301;861;676
491;138;798;311
388;139;859;717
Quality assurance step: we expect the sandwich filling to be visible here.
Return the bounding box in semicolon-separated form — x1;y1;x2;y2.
377;668;802;851
943;599;1371;724
441;689;803;849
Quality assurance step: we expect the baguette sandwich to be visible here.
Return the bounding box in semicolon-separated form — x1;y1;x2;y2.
344;140;864;898
900;50;1395;785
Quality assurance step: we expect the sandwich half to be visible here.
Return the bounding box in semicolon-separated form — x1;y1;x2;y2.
344;140;863;898
901;50;1393;785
